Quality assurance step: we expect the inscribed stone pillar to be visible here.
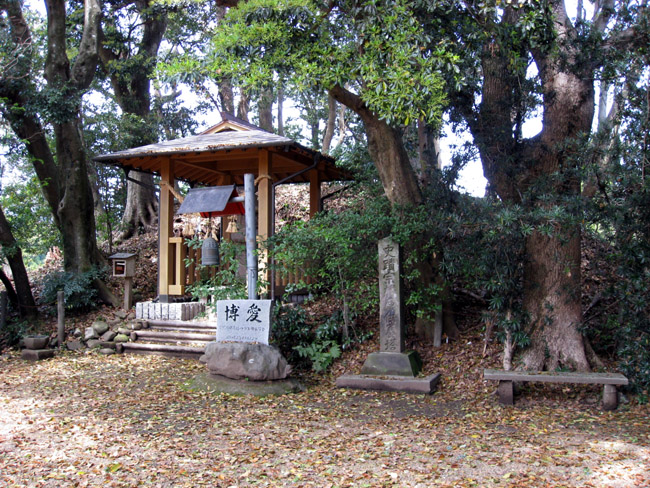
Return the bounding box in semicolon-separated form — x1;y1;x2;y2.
360;238;421;377
378;237;405;353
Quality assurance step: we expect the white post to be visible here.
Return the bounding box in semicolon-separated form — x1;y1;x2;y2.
244;173;258;299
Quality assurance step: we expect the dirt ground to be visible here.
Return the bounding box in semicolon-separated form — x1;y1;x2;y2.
1;339;648;488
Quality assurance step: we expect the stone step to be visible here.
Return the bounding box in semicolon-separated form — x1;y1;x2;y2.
121;342;205;359
145;319;215;332
149;325;215;335
133;330;215;343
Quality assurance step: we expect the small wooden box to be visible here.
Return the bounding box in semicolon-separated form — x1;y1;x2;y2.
109;253;136;278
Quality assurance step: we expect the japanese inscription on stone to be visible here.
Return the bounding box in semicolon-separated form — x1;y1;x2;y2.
216;299;272;344
378;237;405;353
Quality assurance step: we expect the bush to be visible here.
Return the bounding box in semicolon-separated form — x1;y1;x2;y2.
40;267;104;311
0;319;29;351
271;304;313;365
185;239;247;303
271;305;370;372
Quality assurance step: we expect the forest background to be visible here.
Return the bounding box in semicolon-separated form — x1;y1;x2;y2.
0;0;649;397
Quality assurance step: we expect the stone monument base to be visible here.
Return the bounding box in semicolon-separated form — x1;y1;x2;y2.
186;372;303;397
21;349;55;361
336;373;441;394
360;351;422;377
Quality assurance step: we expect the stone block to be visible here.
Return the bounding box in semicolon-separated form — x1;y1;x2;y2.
86;339;102;349
115;310;127;320
22;349;55;361
603;384;619;411
360;351;422;377
135;302;143;319
497;380;514;405
100;348;116;355
24;335;49;350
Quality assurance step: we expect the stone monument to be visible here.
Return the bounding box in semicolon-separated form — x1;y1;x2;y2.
200;299;291;381
360;237;421;376
336;237;440;394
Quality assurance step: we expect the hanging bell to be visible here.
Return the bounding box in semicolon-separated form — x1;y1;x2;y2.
201;236;220;266
225;216;239;234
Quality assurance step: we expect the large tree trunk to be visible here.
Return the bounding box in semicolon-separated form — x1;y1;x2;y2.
53;120;103;272
1;0;118;311
258;86;274;132
321;94;337;154
45;0;104;273
521;229;589;370
120;171;158;238
462;2;596;370
0;205;37;317
237;91;250;121
98;0;166;239
216;5;235;114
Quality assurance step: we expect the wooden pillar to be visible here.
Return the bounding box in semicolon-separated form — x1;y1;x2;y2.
309;168;321;217
257;149;273;293
158;158;174;302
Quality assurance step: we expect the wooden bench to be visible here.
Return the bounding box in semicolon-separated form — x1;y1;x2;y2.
483;369;629;411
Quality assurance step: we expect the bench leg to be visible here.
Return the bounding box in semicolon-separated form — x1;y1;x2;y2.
603;384;619;411
497;380;514;405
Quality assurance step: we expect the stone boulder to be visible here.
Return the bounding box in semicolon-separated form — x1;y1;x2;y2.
114;334;129;343
203;342;291;381
92;321;110;335
67;340;84;351
101;330;117;342
84;327;99;341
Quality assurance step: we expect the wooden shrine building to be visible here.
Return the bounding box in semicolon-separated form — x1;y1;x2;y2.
95;113;349;302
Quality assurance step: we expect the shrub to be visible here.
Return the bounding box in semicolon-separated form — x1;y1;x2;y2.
271;304;313;365
271;305;370;372
40;267;104;311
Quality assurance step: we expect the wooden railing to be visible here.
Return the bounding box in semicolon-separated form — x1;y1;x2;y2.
166;237;315;297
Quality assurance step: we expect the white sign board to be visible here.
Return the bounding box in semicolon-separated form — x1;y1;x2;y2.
215;299;272;344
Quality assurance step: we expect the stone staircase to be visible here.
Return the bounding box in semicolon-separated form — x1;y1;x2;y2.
120;319;216;360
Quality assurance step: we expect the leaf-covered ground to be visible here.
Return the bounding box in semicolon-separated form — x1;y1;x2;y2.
1;339;648;488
